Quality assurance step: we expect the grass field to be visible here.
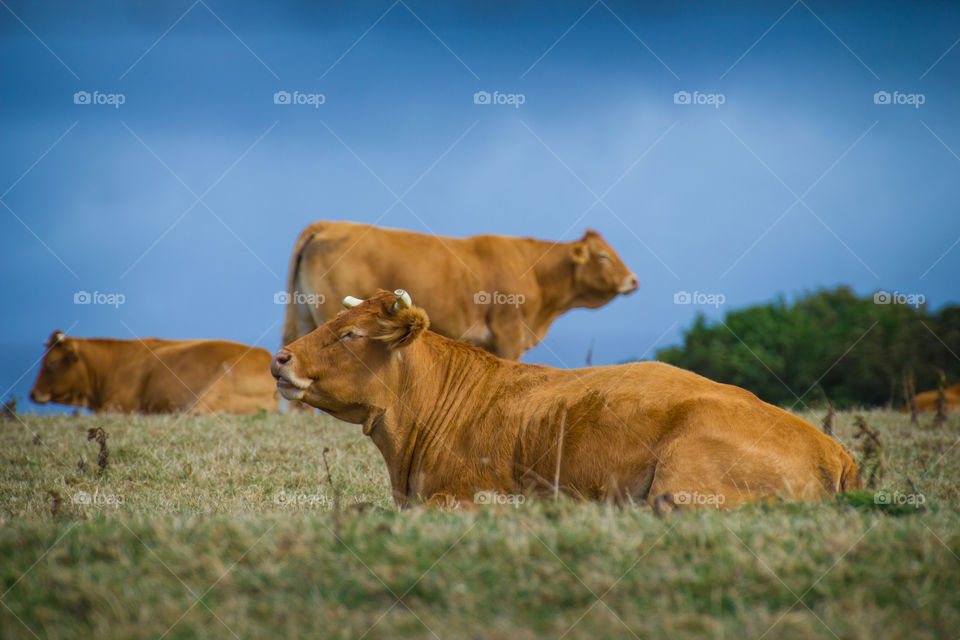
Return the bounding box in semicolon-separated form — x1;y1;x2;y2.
1;409;958;639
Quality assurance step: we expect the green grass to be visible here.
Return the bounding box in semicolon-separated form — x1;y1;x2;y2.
1;409;958;639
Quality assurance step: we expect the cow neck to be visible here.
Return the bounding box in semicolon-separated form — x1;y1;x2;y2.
65;339;102;410
391;333;504;492
528;239;578;328
75;338;145;411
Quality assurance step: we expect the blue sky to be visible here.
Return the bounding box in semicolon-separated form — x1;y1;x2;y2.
2;0;958;412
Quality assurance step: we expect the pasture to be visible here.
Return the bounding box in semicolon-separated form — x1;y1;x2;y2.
1;409;958;639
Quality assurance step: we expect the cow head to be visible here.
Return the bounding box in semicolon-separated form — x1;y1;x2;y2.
569;229;638;307
271;290;429;422
29;331;91;407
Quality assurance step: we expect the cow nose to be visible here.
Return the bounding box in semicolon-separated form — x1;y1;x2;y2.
271;350;293;377
621;274;640;293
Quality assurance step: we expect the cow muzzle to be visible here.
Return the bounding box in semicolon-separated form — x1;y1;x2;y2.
619;274;640;294
29;389;50;404
271;350;312;401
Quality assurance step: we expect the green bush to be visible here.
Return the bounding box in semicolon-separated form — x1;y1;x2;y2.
655;287;959;409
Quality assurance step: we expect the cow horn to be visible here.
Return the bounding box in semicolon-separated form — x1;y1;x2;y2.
342;296;363;309
393;289;412;310
54;332;65;343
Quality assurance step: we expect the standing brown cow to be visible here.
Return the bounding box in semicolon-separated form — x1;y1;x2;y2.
30;331;276;414
272;290;859;509
282;221;638;359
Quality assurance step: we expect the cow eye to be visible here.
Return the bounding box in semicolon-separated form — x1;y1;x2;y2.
338;330;360;342
596;253;610;262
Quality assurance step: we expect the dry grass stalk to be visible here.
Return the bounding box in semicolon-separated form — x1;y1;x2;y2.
934;370;948;428
821;399;835;437
87;427;109;474
905;372;918;424
853;415;883;488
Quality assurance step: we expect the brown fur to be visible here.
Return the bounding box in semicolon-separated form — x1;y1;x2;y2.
30;331;276;414
272;291;860;509
909;383;960;413
281;221;638;359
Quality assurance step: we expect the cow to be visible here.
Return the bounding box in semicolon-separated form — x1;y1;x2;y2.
281;221;638;360
271;289;860;509
911;382;960;413
29;331;277;415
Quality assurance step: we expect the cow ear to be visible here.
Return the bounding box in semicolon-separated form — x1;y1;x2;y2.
375;307;430;350
570;242;589;264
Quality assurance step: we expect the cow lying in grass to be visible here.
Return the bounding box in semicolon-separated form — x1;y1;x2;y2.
271;290;860;508
911;382;960;413
30;331;276;415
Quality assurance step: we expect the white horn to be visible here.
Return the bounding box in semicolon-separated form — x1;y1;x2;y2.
393;289;412;310
342;296;363;309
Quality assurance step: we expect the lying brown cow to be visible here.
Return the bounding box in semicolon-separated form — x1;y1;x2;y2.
30;331;276;414
272;290;859;509
911;382;960;413
282;221;638;359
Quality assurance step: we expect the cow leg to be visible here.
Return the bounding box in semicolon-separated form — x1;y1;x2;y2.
423;492;475;510
645;442;759;510
487;307;528;360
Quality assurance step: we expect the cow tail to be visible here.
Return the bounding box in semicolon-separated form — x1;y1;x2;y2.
839;448;861;492
281;225;319;347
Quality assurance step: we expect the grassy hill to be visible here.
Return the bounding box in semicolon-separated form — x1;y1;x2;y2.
1;410;958;639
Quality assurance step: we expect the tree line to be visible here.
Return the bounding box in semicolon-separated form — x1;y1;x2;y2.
655;287;960;409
